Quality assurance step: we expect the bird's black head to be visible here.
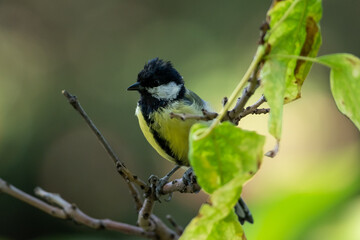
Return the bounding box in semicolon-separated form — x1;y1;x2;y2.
127;58;185;102
137;58;183;88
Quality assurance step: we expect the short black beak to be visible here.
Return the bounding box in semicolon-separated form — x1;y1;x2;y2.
127;82;142;91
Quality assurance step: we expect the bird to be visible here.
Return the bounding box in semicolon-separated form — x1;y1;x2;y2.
127;58;253;224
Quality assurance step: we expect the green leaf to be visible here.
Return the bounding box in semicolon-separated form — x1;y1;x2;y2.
209;212;245;240
261;60;287;139
317;54;360;131
182;123;265;240
261;0;322;139
180;175;247;240
189;122;265;194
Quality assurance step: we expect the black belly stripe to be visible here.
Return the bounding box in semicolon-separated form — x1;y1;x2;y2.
138;91;188;166
149;127;184;165
138;100;183;165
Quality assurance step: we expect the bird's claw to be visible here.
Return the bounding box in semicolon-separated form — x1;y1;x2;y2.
182;168;199;193
147;174;172;202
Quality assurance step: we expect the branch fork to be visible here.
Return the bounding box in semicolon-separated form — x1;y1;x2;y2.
2;70;270;239
1;91;207;240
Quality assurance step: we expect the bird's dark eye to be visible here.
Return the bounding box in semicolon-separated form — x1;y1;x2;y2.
154;79;160;85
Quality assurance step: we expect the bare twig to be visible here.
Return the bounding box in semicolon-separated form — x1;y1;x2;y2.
138;177;157;231
62;90;148;192
151;215;179;240
162;178;201;195
138;198;156;231
137;176;179;239
126;180;143;212
136;169;200;237
0;178;155;239
237;95;269;123
61;90;187;239
0;90;192;240
227;75;261;123
0;178;66;218
248;108;270;115
247;95;267;111
170;109;218;122
166;215;184;235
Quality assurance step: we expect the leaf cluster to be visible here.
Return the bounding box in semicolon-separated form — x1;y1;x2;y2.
182;0;360;239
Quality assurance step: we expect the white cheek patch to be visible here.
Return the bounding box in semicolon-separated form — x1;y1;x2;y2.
147;82;182;100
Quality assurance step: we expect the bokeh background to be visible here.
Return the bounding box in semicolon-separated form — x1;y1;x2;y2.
0;1;359;239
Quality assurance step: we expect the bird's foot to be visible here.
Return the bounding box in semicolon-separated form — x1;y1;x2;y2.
182;167;200;193
148;165;181;202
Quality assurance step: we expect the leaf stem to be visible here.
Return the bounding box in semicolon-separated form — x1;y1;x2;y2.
268;54;322;64
194;45;266;140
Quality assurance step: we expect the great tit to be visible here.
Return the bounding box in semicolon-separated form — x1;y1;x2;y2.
127;58;253;224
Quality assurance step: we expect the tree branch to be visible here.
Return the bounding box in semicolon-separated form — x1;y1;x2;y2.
0;178;155;239
62;90;180;239
162;178;201;195
138;198;156;231
137;176;179;239
126;180;143;212
138;177;157;231
3;89;265;239
62;90;148;193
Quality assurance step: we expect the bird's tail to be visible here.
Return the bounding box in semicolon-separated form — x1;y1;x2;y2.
234;197;254;224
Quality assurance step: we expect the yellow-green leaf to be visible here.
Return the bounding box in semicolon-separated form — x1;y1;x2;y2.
317;54;360;131
261;0;322;140
183;123;264;239
189;122;265;194
261;59;287;139
180;175;247;240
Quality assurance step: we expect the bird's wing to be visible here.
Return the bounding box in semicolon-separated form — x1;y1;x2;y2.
183;89;211;111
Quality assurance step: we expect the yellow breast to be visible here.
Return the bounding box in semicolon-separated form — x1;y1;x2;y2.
135;100;207;166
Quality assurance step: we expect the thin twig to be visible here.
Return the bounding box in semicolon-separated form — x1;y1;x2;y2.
200;45;266;139
227;73;261;123
248;108;270;115
166;215;184;235
138;177;157;231
151;214;179;240
236;95;268;123
137;176;179;239
0;178;66;218
126;180;143;212
61;90;148;192
61;90;184;239
170;109;218;122
0;179;155;239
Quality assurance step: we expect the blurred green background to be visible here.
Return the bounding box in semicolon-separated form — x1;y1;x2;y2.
0;0;359;239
